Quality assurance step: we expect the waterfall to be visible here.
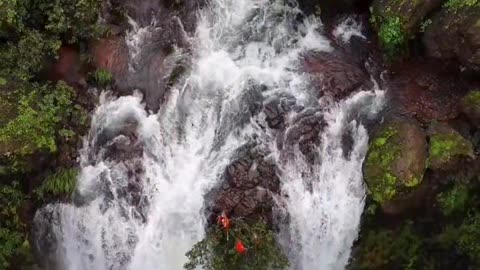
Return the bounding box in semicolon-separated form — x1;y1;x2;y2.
33;0;384;269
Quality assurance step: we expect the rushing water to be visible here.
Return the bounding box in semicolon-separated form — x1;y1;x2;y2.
34;0;384;269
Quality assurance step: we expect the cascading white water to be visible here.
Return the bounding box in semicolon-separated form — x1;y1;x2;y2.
276;89;384;270
34;0;384;269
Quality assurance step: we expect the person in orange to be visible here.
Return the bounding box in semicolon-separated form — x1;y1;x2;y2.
217;212;231;239
236;240;247;254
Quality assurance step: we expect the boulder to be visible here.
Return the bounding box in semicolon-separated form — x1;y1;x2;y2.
461;90;480;127
388;60;467;124
427;123;475;171
92;0;202;112
363;119;427;204
423;3;480;72
209;145;281;225
303;51;372;101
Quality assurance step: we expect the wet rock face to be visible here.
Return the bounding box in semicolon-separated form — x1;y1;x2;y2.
388;61;467;124
262;95;299;130
91;36;130;85
303;51;372;101
48;46;87;88
92;0;204;112
209;145;281;224
283;109;326;163
424;4;480;72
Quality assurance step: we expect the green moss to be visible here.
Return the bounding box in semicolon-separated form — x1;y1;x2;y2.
365;126;401;203
437;184;469;216
428;131;473;169
444;0;480;11
378;16;407;60
463;91;480;107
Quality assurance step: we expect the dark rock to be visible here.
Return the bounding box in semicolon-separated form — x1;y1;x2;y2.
303;51;372;101
388;60;468;124
424;4;480;72
297;0;371;20
283;109;326;163
262;95;298;130
209;145;281;225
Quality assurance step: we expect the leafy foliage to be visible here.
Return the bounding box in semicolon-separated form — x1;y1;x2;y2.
444;0;479;11
92;68;113;87
0;0;100;267
354;222;422;270
35;168;78;199
185;219;289;270
378;17;406;60
457;212;480;264
0;82;76;160
0;182;26;269
437;184;469;216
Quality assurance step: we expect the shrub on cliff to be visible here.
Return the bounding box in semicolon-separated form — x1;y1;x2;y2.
35;168;78;200
0;182;26;269
185;218;288;270
0;82;81;169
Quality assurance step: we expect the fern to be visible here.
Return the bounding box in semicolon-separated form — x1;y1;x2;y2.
35;168;78;199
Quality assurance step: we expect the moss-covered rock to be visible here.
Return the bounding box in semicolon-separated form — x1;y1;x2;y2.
371;0;443;58
364;120;427;204
423;2;480;71
427;123;474;171
461;90;480;127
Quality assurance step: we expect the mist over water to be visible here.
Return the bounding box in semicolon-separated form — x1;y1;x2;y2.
34;0;384;269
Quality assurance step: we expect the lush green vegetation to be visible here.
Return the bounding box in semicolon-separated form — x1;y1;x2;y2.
378;17;407;60
444;0;480;11
437;184;469;216
1;82;76;158
35;168;78;200
0;0;102;267
185;219;289;270
0;183;26;269
352;222;422;270
92;68;113;87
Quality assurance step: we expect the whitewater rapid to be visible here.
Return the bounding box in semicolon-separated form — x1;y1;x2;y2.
34;0;384;269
